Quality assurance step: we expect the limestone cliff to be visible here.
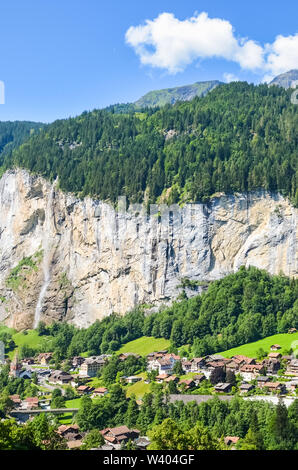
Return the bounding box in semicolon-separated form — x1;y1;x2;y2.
0;169;297;330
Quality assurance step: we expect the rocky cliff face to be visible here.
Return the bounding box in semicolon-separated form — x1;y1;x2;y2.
0;169;297;330
270;69;298;89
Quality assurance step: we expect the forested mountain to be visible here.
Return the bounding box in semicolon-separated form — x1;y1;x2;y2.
134;80;222;107
3;82;298;206
0;121;44;162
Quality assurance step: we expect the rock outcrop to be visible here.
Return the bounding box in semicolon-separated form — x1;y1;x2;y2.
0;169;297;330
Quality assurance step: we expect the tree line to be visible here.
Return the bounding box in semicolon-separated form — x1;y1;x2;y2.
2;82;297;207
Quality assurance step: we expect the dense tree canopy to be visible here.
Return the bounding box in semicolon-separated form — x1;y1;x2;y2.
0;121;43;163
3;82;297;206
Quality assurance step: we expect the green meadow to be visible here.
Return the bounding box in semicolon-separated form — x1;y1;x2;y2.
117;336;170;357
217;332;298;359
0;326;54;359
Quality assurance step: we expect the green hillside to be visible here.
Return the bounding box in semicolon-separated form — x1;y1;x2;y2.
218;332;298;359
2;81;297;207
0;325;54;359
117;336;170;356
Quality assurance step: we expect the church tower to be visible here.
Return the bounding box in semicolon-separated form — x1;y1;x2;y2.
10;352;22;378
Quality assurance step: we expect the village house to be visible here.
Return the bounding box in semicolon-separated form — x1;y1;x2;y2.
147;353;180;375
79;356;106;377
91;387;108;398
19;369;32;380
96;444;114;450
76;385;94;395
270;344;281;351
225;360;240;373
205;354;225;362
57;424;81;439
135;437;151;450
125;376;142;384
240;383;255;394
191;357;206;372
263;382;286;394
181;360;192;373
164;375;179;384
118;353;141;361
9;394;21;408
146;358;161;372
100;426;140;449
155;373;169;383
72;356;85;368
214;382;232;393
23;397;39;409
256;375;270;388
287;359;298;374
263;358;281;374
178;379;195;391
239;364;266;381
49;370;72;385
37;353;53;365
232;355;256;366
206;361;227;372
67;440;83;450
193;374;206;386
268;352;282;360
147;350;168;361
57;424;85;449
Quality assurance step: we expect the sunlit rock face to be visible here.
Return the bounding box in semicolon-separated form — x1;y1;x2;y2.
0;169;297;330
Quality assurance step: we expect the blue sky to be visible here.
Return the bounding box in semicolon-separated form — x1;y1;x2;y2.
0;0;297;122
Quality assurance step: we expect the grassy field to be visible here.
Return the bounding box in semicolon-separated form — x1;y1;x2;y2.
117;336;171;357
217;332;298;359
123;372;150;399
57;414;74;425
0;325;54;359
65;398;82;408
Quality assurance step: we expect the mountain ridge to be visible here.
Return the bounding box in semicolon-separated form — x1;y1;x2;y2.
270;69;298;89
134;80;222;108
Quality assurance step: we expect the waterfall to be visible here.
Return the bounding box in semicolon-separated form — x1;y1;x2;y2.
33;181;56;328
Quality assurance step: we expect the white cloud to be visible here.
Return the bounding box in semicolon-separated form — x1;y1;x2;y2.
125;12;264;74
264;34;298;77
223;73;240;83
125;12;298;81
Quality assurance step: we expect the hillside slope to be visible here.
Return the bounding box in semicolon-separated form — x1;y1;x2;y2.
134;80;221;107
